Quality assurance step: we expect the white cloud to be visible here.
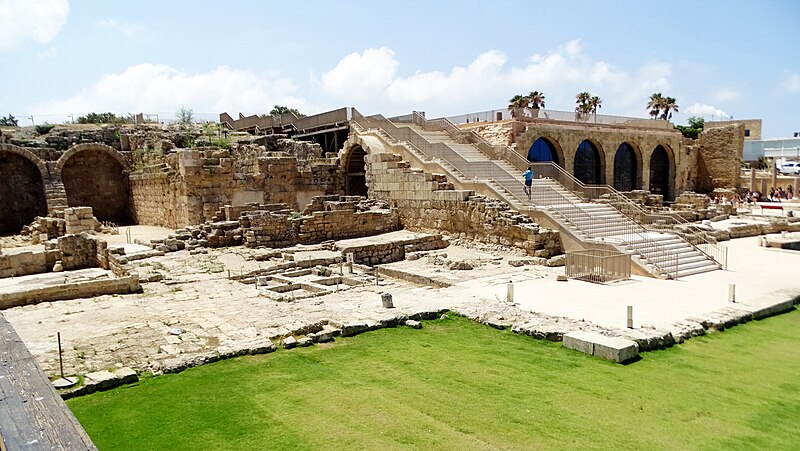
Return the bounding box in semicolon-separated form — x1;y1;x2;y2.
783;73;800;94
32;64;311;120
685;102;730;119
712;87;740;102
0;0;69;51
95;18;146;38
320;40;674;117
321;47;399;100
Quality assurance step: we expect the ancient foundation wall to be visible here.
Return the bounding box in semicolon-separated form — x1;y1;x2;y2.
365;153;562;257
129;148;344;229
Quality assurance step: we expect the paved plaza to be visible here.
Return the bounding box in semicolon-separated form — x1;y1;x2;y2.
2;226;798;377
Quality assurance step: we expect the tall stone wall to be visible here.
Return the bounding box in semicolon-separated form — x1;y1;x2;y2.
695;123;744;192
129;145;344;229
365;153;562;257
513;121;688;200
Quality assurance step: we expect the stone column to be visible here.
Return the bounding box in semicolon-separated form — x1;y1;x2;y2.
749;168;756;192
794;177;800;200
771;161;777;191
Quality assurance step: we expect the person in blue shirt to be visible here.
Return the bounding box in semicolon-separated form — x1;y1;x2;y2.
523;166;534;200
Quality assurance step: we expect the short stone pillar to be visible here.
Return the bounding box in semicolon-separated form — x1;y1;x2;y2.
506;281;514;303
381;292;394;309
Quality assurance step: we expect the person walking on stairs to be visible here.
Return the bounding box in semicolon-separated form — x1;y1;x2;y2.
523;166;534;200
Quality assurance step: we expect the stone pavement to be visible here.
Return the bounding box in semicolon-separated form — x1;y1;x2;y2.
2;231;798;377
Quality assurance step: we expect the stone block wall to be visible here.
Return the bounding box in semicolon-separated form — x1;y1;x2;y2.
0;249;60;278
64;207;98;235
129;146;344;229
365;153;562;257
695;124;744;192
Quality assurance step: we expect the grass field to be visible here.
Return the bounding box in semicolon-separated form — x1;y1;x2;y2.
68;310;800;450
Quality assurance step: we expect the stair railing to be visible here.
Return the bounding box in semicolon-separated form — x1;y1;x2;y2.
353;109;680;278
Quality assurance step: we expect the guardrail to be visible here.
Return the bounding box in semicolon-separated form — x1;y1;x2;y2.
445;107;673;130
527;161;727;270
352;108;683;278
566;249;632;284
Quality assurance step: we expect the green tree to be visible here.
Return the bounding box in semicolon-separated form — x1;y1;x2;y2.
660;96;679;121
76;112;128;124
0;115;18;126
508;94;528;118
575;92;601;121
269;105;304;118
527;90;546;109
675;116;704;139
647;93;664;119
646;93;679;121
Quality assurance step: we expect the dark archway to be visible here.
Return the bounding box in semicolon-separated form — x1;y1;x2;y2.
345;145;367;196
574;140;603;184
649;145;672;200
613;143;638;192
527;137;560;166
0;152;47;235
62;149;133;224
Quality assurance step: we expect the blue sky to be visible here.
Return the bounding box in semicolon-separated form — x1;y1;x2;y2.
1;0;799;137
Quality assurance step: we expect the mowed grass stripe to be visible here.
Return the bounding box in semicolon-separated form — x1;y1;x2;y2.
67;310;800;450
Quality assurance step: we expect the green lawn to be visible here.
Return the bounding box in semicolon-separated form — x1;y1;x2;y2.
68;310;800;450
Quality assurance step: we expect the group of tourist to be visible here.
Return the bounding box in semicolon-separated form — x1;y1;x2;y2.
767;185;794;201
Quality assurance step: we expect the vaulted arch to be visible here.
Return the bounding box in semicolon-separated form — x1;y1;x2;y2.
58;144;133;224
527;136;563;166
574;139;604;184
0;147;47;234
649;144;675;201
613;142;641;191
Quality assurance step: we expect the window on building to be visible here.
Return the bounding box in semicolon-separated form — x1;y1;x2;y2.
745;129;750;137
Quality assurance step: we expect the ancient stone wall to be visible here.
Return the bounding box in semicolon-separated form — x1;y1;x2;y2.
365;153;562;257
695;123;744;192
129;145;343;229
513;120;687;200
60;148;132;224
0;150;48;234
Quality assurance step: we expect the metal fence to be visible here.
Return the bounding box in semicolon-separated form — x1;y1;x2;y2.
445;107;672;130
566;249;631;284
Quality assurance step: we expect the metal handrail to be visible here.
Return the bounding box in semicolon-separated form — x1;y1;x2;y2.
525;161;726;269
420;111;724;270
352;109;683;278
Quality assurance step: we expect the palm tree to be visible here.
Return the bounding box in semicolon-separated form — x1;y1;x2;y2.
526;90;546;118
508;94;528;118
647;93;664;119
588;95;602;115
575;92;595;121
660;96;678;121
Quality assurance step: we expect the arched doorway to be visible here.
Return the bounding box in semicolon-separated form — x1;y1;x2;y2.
61;149;133;224
574;140;603;184
649;145;672;200
345;145;367;196
0;152;47;234
527;137;560;165
613;143;638;192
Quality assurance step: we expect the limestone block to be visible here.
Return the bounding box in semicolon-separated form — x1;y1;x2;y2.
113;367;139;385
85;370;119;391
563;331;595;355
564;330;639;363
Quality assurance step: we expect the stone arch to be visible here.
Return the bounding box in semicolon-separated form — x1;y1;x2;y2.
612;142;642;192
0;145;48;234
526;136;563;166
55;143;129;176
574;139;605;185
649;144;675;201
341;141;368;196
57;143;133;224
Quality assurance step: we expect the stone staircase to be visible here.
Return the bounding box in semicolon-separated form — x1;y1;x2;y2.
352;112;723;279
